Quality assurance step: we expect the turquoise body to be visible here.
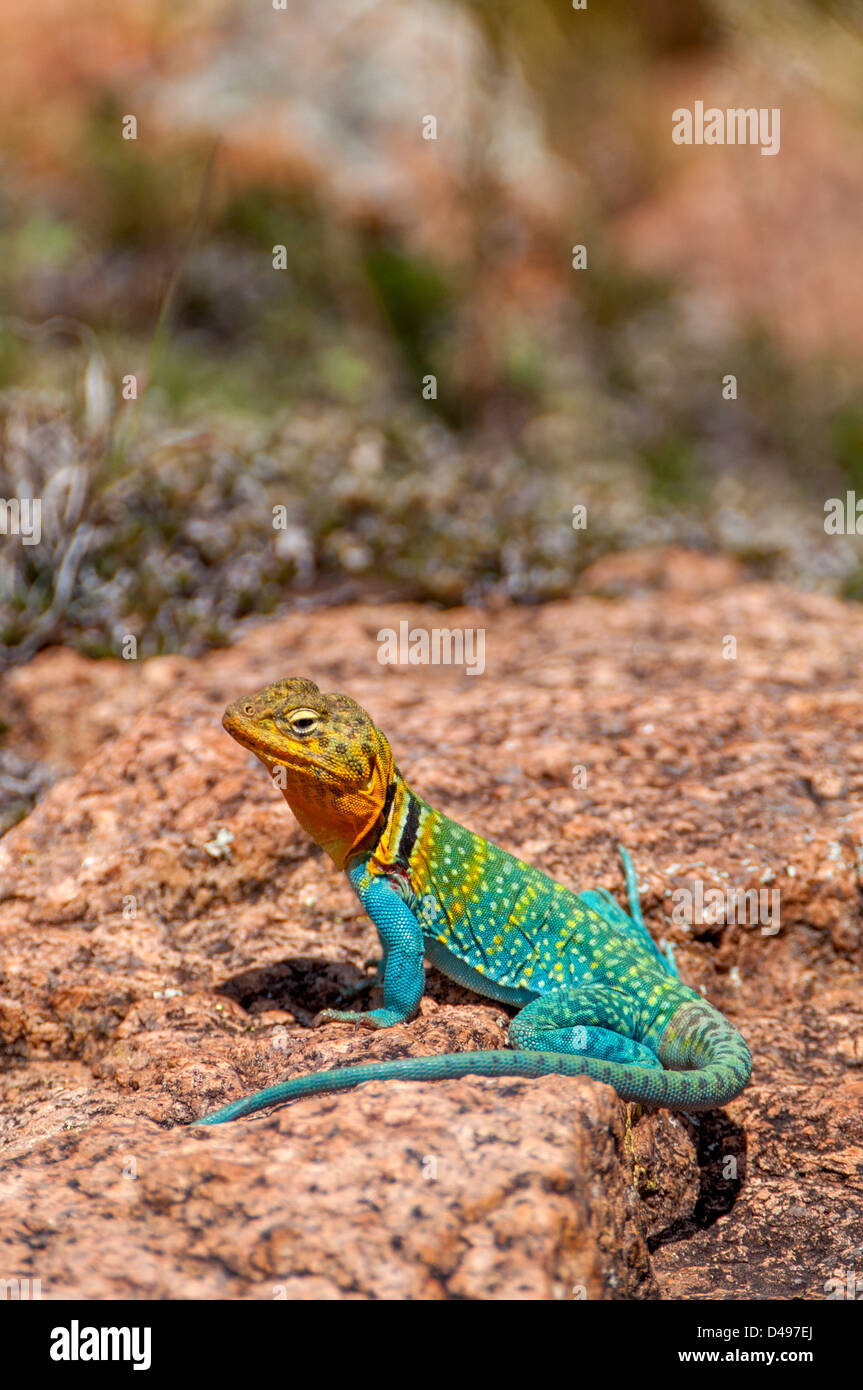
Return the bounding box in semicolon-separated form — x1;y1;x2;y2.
195;782;752;1124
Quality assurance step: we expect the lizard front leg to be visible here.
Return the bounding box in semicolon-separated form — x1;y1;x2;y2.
315;875;425;1029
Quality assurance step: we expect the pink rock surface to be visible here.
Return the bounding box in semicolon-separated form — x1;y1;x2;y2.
1;552;861;1298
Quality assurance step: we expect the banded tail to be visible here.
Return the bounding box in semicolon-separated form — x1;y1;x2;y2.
193;996;751;1125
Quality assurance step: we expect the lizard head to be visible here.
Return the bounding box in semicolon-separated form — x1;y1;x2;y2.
223;678;394;869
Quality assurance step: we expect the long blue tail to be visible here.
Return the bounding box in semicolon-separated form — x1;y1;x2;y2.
193;996;751;1125
192;845;747;1125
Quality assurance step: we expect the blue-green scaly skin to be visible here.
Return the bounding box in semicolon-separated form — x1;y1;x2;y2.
195;775;752;1125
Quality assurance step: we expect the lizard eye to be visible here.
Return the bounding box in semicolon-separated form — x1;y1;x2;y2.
287;708;320;735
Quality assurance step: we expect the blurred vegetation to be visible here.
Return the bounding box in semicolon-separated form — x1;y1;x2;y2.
1;0;863;675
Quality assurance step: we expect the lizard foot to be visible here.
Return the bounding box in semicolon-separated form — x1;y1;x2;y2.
313;1007;404;1030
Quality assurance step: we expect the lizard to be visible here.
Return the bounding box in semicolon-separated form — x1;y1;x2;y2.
194;677;751;1125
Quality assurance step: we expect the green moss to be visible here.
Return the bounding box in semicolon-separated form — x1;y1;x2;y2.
6;214;80;273
642;435;703;507
577;256;672;332
501;333;546;399
79;96;211;250
0;327;24;389
831;407;863;492
317;346;374;404
361;239;457;402
841;567;863;603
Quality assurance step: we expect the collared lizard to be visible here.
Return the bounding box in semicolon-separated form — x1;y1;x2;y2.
194;677;751;1124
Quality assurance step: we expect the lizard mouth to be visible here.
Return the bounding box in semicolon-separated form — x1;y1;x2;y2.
222;701;262;748
222;702;287;761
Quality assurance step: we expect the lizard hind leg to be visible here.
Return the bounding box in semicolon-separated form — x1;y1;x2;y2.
508;988;664;1070
577;847;680;980
618;843;679;977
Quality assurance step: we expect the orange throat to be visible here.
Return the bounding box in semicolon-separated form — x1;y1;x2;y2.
264;749;393;870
